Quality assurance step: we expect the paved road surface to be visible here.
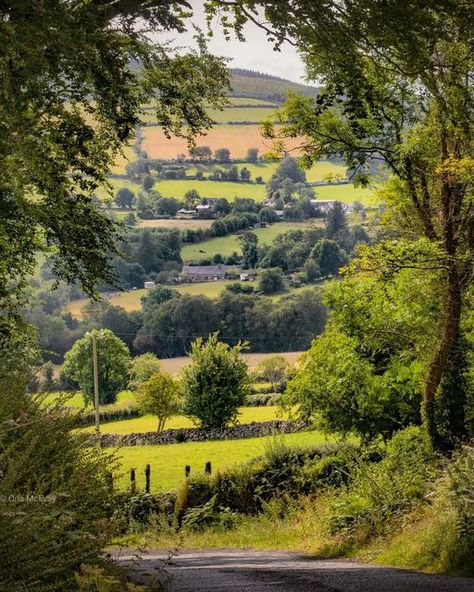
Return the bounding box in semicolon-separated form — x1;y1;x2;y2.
117;549;474;591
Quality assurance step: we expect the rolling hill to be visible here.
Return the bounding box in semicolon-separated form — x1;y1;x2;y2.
229;68;320;103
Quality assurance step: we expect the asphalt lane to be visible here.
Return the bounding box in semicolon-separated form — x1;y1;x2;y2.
117;549;474;591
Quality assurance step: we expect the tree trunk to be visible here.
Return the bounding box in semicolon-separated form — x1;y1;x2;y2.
423;262;463;447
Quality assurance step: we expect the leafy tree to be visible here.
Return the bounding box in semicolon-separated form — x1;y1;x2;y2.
284;272;440;440
280;177;295;202
212;0;474;446
115;187;135;209
142;174;155;192
240;166;251;181
184;189;201;208
128;353;161;391
189;145;212;161
257;355;290;391
156;197;180;217
259;207;278;223
304;259;320;282
0;0;229;345
275;157;306;183
182;334;250;429
310;239;346;277
247;147;259;162
239;232;259;268
258;268;284;294
214;198;232;216
62;329;130;405
325;201;349;241
136;371;182;432
214;147;231;162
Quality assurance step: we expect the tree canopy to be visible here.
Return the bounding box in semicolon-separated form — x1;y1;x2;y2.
0;0;228;344
207;0;474;447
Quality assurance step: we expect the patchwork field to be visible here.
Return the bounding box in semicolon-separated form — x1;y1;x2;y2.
83;406;287;435
142;125;302;160
114;430;335;492
69;279;255;317
181;221;322;261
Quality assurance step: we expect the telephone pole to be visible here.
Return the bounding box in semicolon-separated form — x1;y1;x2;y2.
92;332;100;435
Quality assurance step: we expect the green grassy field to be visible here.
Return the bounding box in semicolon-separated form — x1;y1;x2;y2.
42;389;135;410
114;430;335;492
224;97;279;107
69;280;253;317
181;221;321;261
143;106;278;125
84;406;287;435
314;183;377;204
185;160;347;183
155;178;267;201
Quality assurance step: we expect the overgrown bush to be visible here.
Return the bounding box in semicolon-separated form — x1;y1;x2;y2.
327;427;436;541
0;391;118;591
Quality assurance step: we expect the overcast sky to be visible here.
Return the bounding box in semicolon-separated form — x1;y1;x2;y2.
159;2;307;83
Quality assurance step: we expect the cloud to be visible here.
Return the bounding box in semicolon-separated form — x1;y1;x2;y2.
156;2;306;83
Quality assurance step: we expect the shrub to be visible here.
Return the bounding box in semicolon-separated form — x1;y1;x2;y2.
136;372;182;432
0;392;117;591
182;334;251;429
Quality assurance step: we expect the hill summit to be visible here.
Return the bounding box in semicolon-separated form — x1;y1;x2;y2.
229;68;319;103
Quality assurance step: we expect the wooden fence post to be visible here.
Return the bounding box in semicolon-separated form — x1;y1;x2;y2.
145;464;151;493
185;465;191;478
205;461;212;475
130;468;136;494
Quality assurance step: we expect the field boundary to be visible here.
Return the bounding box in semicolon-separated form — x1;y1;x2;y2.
92;419;307;447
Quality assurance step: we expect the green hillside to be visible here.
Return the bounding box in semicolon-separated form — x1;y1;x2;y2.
229;68;319;103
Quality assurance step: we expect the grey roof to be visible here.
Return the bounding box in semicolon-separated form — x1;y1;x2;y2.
182;265;226;276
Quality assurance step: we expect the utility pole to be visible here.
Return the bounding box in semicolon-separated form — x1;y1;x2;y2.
92;332;100;435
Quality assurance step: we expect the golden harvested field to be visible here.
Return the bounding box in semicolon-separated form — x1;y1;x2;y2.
142;125;302;160
160;351;303;376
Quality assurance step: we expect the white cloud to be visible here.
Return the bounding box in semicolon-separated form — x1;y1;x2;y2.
155;2;307;83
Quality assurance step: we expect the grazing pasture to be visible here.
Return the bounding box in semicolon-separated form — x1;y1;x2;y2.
114;430;334;492
181;221;322;261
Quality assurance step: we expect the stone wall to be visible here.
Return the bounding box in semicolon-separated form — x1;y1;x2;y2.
92;420;307;447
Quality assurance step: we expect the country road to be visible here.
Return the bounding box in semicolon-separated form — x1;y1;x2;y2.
116;549;474;592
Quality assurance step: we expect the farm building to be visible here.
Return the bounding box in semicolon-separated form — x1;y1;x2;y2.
310;200;352;213
144;281;155;289
182;265;227;281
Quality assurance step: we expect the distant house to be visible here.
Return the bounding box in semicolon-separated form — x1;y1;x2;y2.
144;281;155;289
182;265;227;281
177;208;195;218
196;204;211;213
275;210;285;217
310;200;352;214
239;271;255;281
